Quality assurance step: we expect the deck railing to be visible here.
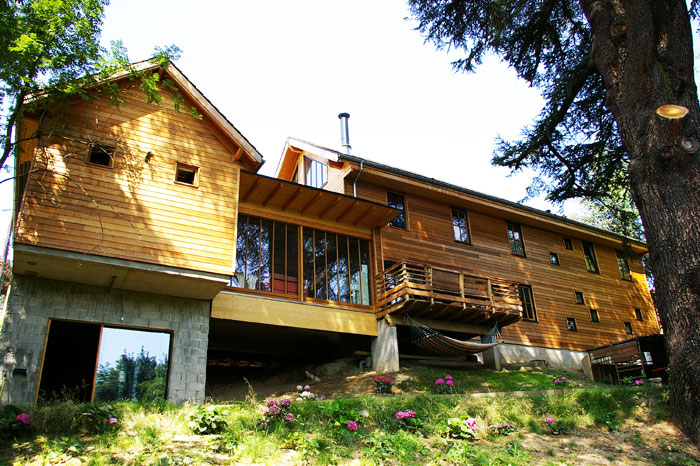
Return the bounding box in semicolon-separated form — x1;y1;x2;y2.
375;260;523;317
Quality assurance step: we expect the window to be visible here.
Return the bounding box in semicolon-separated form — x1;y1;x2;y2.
518;284;537;321
304;156;327;188
624;322;634;335
634;308;643;321
549;252;560;265
507;223;525;256
564;238;573;250
303;227;371;305
233;215;298;296
567;317;578;331
451;208;470;243
617;251;632;280
88;143;114;167
387;191;406;229
590;309;600;322
175;163;198;186
581;241;599;273
575;291;584;304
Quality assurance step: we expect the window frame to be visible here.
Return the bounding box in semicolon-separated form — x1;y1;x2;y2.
549;252;560;265
506;222;526;257
634;308;643;321
564;238;574;250
581;241;600;273
517;284;538;321
575;291;584;305
304;156;327;189
451;208;471;244
624;322;634;335
589;308;600;322
175;162;199;187
567;317;578;331
616;251;632;280
387;191;407;229
87;143;115;168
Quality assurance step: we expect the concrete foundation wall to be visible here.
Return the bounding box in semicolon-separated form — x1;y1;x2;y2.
480;342;588;371
0;276;210;405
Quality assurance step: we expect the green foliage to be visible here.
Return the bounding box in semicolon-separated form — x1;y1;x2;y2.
187;405;230;435
364;429;430;465
94;348;167;402
80;403;118;433
0;405;31;438
445;416;479;440
319;397;360;428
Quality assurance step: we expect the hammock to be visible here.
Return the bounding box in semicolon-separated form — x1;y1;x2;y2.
407;315;501;356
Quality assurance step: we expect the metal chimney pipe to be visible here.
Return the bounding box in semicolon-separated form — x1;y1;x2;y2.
338;112;351;154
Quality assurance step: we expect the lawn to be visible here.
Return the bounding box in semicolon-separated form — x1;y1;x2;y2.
1;368;698;465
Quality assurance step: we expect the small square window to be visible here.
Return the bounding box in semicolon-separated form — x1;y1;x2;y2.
88;144;114;167
567;317;578;331
590;309;599;322
634;308;643;321
564;238;573;250
575;291;584;305
550;252;560;265
624;322;634;335
175;163;198;186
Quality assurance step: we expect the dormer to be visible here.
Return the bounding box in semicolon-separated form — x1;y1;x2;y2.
276;138;351;193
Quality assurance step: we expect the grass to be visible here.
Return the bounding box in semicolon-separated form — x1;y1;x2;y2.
0;370;698;465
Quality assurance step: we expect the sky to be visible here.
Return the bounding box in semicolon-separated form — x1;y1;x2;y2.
97;0;564;212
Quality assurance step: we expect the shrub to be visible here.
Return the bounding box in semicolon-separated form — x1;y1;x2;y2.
260;398;296;432
446;416;478;440
320;398;361;429
374;376;394;395
395;410;422;431
488;423;517;436
434;374;454;394
188;405;230;434
544;417;569;435
81;403;119;433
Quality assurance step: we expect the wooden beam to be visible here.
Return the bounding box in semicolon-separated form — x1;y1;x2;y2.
319;196;341;219
233;146;243;161
336;200;359;223
282;186;303;211
353;205;376;226
241;177;261;203
385;314;491;335
301;191;323;215
262;181;283;207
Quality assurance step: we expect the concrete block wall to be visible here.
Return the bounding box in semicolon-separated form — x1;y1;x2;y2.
479;342;588;371
0;275;210;405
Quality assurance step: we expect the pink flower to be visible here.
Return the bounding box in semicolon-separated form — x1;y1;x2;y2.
267;398;279;406
347;421;358;431
107;417;117;424
560;376;567;382
384;377;393;383
435;378;445;385
284;413;295;423
635;380;645;385
446;379;453;386
466;418;477;427
445;375;452;380
554;379;562;384
545;418;556;424
304;385;310;390
280;398;291;407
15;413;30;425
396;411;416;419
374;376;383;381
265;405;281;415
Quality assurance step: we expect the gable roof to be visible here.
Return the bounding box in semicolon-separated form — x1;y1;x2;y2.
279;138;648;254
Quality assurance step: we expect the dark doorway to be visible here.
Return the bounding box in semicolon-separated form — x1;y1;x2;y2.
38;320;101;402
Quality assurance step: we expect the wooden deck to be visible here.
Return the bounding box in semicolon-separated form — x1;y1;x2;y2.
375;261;523;329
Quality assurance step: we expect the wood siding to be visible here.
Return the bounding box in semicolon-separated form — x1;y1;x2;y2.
355;181;657;351
15;82;243;276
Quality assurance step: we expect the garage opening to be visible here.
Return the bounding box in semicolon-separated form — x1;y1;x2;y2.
37;320;172;404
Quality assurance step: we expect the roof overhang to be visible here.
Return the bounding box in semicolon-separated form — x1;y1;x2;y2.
238;171;400;232
275;138;342;180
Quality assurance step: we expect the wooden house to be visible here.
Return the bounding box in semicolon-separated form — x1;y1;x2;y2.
0;63;659;405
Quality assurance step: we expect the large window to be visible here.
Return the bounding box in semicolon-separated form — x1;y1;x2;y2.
387;191;406;229
303;228;371;305
305;156;327;188
616;251;632;280
451;208;470;243
582;242;599;273
507;223;525;256
518;284;537;321
233;215;298;295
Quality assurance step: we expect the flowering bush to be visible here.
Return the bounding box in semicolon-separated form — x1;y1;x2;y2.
14;413;30;426
544;417;569;435
81;404;120;433
0;406;31;437
295;385;324;401
320;398;361;430
395;410;422;431
553;376;568;385
374;376;394;394
260;398;296;431
347;421;358;431
434;374;454;394
488;423;516;436
446;416;479;440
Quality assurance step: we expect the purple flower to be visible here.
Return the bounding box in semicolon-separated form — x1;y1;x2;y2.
347;421;358;431
304;385;310;390
318;395;326;400
267;398;279;406
107;417;117;424
284;413;295;423
265;405;281;415
545;418;556;424
446;379;453;386
435;378;445;385
14;413;30;425
280;398;291;407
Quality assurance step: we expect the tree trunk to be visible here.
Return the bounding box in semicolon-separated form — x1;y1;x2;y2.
583;0;700;444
